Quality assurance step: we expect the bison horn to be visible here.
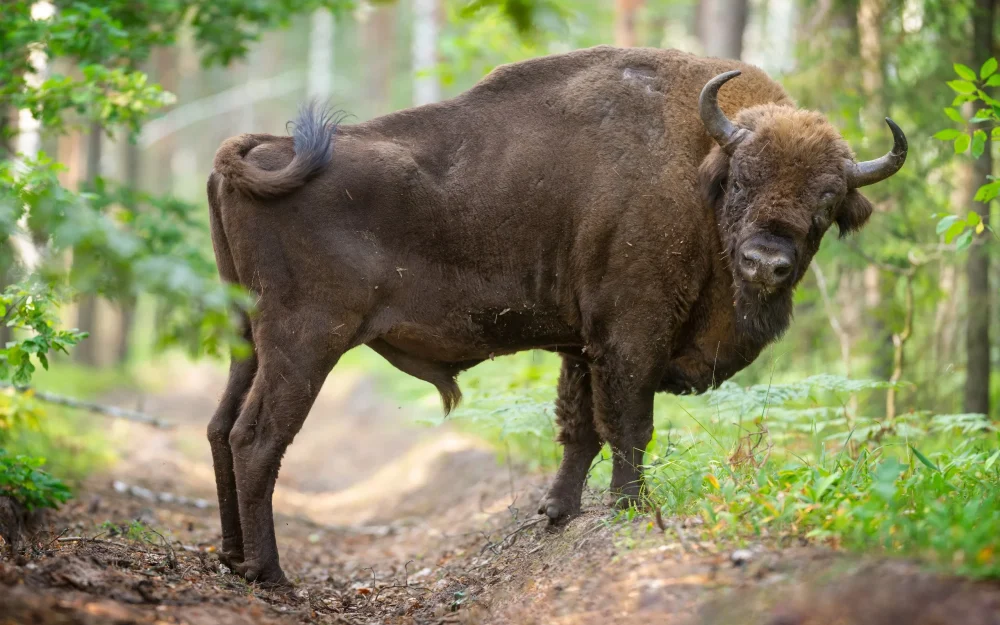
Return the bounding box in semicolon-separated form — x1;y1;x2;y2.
846;118;908;188
699;70;751;154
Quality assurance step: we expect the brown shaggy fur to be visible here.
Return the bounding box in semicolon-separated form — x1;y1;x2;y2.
205;46;902;585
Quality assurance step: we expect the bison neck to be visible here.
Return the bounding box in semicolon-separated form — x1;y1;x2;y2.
659;229;792;395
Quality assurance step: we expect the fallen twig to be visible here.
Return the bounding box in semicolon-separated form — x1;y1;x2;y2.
368;560;431;604
147;526;177;569
0;383;172;428
655;509;691;554
470;517;546;571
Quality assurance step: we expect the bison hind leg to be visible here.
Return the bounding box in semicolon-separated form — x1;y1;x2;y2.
367;339;479;415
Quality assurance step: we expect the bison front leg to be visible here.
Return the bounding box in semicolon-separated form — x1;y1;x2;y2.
591;355;655;508
228;323;340;587
538;356;603;524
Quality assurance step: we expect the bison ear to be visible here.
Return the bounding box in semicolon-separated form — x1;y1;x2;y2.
835;190;874;237
698;147;730;210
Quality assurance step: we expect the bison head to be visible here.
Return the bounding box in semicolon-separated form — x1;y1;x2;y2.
696;70;906;345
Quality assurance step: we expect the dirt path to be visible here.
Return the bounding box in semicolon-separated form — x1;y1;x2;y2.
4;363;1000;624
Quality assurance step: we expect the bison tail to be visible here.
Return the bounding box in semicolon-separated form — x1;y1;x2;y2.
212;102;342;199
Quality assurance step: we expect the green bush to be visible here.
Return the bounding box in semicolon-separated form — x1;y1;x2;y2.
0;449;71;511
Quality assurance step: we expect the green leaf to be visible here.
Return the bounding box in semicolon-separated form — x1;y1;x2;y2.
974;181;1000;202
936;215;960;234
944;221;967;242
948;80;978;94
982;57;999;79
814;471;841;501
985;449;1000;472
944;107;965;123
910;445;939;471
987;75;1000;87
972;130;988;158
992;127;1000;140
967;211;982;227
934;128;962;140
954;133;971;153
955;63;978;81
955;229;975;250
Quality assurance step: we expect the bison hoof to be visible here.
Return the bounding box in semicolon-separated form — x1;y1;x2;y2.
233;560;291;589
537;496;581;525
217;549;244;571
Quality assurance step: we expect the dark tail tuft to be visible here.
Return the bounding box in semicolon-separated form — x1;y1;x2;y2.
437;377;463;416
287;101;351;175
212;102;346;199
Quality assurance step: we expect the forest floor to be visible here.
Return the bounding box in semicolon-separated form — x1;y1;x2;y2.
3;363;1000;625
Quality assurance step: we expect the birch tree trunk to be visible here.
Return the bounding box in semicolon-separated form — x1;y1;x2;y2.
412;0;440;106
308;8;335;101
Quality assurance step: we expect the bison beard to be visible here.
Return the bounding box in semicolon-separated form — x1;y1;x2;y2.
204;46;905;586
735;287;794;348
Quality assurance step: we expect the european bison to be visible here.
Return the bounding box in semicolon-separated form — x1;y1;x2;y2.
206;46;905;585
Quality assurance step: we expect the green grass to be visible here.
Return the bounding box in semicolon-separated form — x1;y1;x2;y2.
339;348;1000;579
635;388;1000;578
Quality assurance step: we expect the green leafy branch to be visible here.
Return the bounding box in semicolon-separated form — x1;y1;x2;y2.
0;285;87;388
0;449;71;512
933;58;999;250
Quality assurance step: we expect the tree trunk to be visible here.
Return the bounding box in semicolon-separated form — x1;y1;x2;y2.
697;0;749;59
856;0;886;121
361;4;397;114
115;139;140;367
74;122;102;367
151;46;177;337
965;0;995;417
0;109;12;157
615;0;645;48
412;0;440;106
856;0;896;385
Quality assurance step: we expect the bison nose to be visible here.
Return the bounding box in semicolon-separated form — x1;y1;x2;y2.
739;247;794;289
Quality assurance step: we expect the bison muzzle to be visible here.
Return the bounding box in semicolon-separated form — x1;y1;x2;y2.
205;46;905;586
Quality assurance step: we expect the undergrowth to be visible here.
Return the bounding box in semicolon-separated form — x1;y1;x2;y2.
0;450;72;511
344;347;1000;579
0;364;127;510
635;376;1000;579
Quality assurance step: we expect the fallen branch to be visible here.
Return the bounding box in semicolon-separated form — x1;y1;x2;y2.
0;383;172;428
111;480;211;509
